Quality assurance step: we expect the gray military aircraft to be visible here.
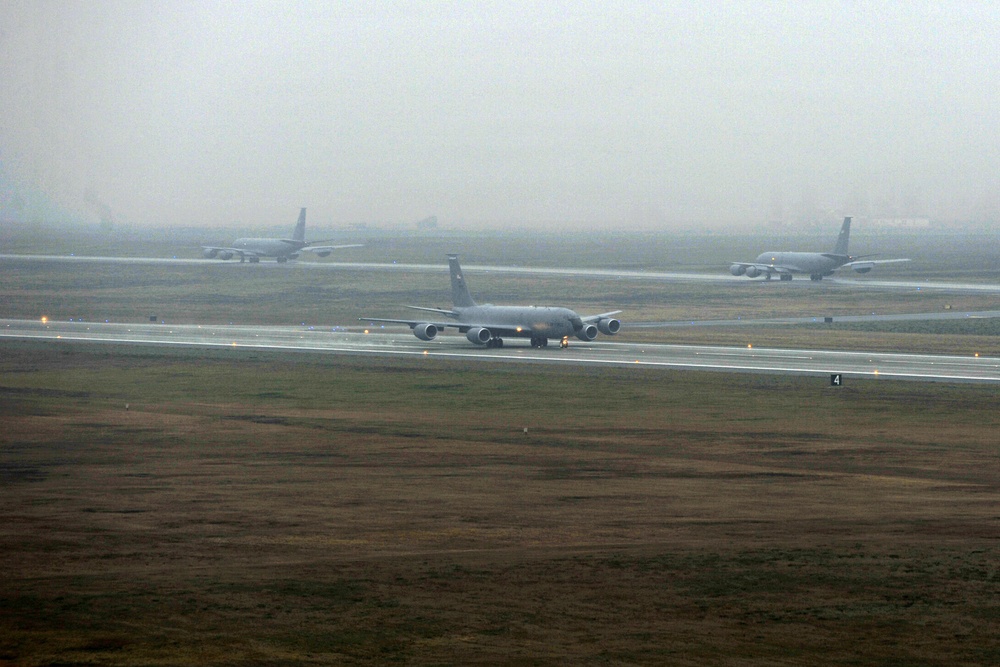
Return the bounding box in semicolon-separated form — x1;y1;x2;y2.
361;254;622;348
201;208;362;263
729;216;909;281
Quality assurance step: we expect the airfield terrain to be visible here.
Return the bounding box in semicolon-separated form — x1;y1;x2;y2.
1;227;998;664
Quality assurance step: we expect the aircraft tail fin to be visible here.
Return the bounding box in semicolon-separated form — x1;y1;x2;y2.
292;208;306;242
448;254;477;308
832;216;851;255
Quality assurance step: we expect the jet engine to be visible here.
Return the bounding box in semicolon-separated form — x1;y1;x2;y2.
218;251;234;260
314;251;332;257
744;266;765;279
597;317;621;335
729;263;747;276
575;323;598;341
413;323;438;341
851;262;874;274
203;248;219;259
288;253;300;260
466;327;491;345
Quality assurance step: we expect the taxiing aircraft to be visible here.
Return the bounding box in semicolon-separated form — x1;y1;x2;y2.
202;208;361;263
361;255;622;348
729;216;909;281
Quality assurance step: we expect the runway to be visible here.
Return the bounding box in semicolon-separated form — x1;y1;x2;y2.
2;318;997;383
3;253;999;293
633;309;1000;328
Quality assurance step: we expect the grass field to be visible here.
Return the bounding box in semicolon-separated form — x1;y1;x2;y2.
2;341;999;665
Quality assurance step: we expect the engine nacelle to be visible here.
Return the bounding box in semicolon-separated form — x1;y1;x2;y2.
314;250;331;258
851;262;874;274
288;253;300;260
597;318;621;336
413;323;438;341
466;327;491;345
745;266;765;279
729;263;747;276
218;251;234;260
203;248;219;259
576;323;598;341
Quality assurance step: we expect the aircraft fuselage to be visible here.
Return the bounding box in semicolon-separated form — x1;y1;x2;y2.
231;238;304;259
753;251;848;276
451;305;583;339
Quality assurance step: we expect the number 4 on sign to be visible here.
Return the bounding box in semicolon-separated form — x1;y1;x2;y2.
830;374;843;387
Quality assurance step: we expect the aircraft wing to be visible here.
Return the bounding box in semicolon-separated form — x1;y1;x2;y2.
405;305;457;317
843;258;910;267
730;262;795;275
302;244;365;253
581;310;622;323
839;257;910;274
360;317;534;337
361;317;458;329
201;246;265;258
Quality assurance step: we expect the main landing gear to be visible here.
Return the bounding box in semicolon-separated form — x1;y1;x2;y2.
485;337;560;349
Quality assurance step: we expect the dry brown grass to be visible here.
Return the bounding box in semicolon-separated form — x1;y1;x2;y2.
1;342;999;665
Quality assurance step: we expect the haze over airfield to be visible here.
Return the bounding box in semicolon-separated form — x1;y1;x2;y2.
2;1;999;230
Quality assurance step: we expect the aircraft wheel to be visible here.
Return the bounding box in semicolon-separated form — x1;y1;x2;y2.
250;257;260;264
780;274;792;281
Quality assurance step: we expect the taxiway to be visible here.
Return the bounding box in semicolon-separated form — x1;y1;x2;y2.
3;254;998;293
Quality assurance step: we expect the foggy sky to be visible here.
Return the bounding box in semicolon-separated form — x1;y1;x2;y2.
2;1;999;230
